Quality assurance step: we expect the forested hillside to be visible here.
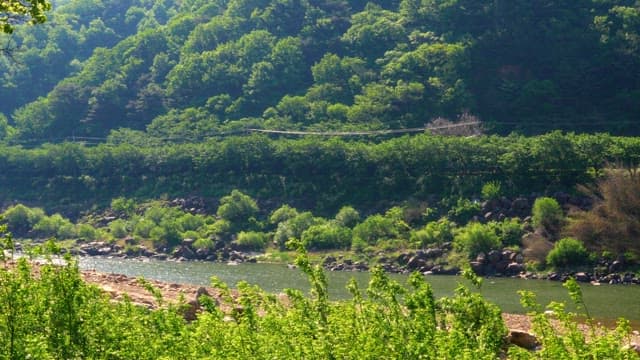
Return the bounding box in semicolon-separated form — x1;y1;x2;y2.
1;0;639;143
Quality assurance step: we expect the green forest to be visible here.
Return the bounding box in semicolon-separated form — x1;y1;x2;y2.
1;0;639;142
2;0;640;357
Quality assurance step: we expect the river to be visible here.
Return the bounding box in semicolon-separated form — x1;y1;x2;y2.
78;256;640;323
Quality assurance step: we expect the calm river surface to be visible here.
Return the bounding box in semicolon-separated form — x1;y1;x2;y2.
78;257;640;323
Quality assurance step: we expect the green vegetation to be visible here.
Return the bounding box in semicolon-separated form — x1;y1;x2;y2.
0;227;637;359
532;197;564;236
1;0;639;142
453;222;501;259
0;0;50;34
546;238;590;269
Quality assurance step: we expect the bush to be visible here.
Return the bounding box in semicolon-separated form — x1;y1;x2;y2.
532;197;563;234
269;204;299;225
33;214;74;239
546;237;589;268
217;190;259;231
111;197;136;216
301;223;352;250
490;218;524;247
234;231;268;251
352;214;398;245
77;223;98;241
568;173;640;256
334;206;360;228
193;237;214;250
2;204;45;236
109;219;129;239
177;213;205;232
410;218;455;247
133;218;156;239
481;181;502;201
454;222;502;259
446;198;481;223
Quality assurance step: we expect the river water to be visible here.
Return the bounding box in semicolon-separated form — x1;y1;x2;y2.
78;257;640;323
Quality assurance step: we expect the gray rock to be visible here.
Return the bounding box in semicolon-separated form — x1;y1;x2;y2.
506;262;525;275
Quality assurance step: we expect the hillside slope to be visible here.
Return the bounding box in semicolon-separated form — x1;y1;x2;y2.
1;0;638;143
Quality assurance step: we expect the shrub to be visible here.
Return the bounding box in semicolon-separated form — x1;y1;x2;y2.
109;219;129;239
217;190;259;231
33;214;73;239
133;218;156;239
234;231;268;251
454;222;502;259
410;218;455;247
77;223;97;241
193;237;214;250
177;213;205;232
446;198;481;223
301;223;352;250
546;237;589;268
481;181;502;201
490;218;524;247
532;197;563;234
274;212;325;248
352;214;398;245
269;204;299;225
334;206;360;228
569;173;640;256
2;204;46;236
111;197;136;216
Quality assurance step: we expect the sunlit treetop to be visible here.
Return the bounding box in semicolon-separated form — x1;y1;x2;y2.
0;0;51;34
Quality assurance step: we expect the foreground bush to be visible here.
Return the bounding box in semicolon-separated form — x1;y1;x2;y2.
0;230;637;359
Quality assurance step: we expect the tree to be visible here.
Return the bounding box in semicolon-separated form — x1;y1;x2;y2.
1;0;50;34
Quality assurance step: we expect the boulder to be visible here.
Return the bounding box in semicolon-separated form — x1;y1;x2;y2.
487;250;502;265
508;329;539;350
406;256;426;270
424;248;443;259
505;262;525;275
574;272;591;282
182;238;196;247
470;261;485;275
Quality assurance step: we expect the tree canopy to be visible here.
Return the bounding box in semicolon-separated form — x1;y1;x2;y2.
0;0;50;33
0;0;637;143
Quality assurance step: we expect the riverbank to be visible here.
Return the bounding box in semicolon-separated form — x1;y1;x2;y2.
76;266;640;348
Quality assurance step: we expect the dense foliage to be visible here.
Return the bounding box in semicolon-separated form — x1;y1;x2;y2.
0;230;637;359
1;0;639;143
0;132;638;216
0;0;50;34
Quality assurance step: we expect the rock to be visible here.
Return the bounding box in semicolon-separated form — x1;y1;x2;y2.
406;256;426;270
424;248;443;259
622;343;640;355
396;253;410;265
495;260;510;273
487;250;502;265
323;255;336;266
196;248;210;259
574;272;591;282
610;260;624;273
470;261;485;275
476;252;487;264
173;245;197;260
508;329;539;350
182;238;196;247
512;197;529;211
505;262;525;275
